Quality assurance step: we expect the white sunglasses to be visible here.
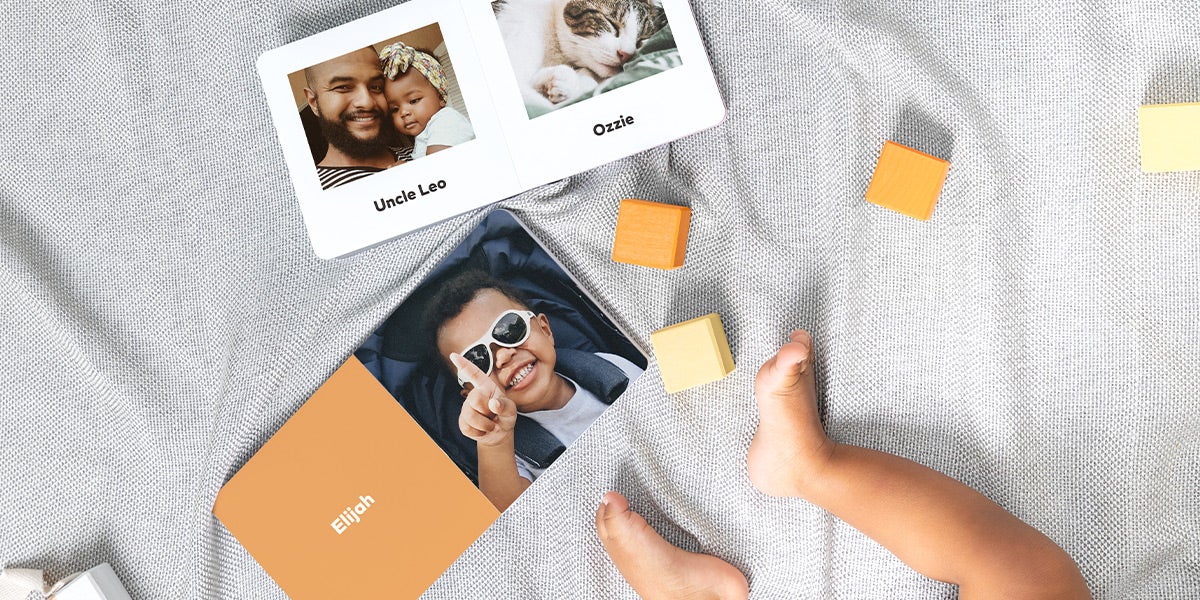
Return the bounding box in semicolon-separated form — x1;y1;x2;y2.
455;310;536;386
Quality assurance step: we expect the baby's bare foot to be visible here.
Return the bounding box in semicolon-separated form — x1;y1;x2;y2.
596;492;748;600
746;330;834;497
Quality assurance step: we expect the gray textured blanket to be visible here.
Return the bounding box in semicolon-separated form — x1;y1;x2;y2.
2;0;1198;598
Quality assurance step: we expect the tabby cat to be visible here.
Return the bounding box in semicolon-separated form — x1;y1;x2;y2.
494;0;667;110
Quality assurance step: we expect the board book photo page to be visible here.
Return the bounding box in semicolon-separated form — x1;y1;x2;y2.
213;210;648;598
256;0;725;258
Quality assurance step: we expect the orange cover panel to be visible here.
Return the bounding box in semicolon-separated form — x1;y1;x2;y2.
213;357;499;599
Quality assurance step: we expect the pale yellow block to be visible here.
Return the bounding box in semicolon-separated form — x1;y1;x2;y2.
650;313;735;393
1139;102;1200;173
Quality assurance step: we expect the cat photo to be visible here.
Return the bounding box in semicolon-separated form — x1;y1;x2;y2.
492;0;681;118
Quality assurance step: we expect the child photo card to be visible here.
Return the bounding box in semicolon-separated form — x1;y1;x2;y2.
257;0;724;258
214;210;647;598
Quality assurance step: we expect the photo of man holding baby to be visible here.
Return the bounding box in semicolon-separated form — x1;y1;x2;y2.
288;23;476;190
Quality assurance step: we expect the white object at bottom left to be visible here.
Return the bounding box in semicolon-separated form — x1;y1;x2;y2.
0;564;131;600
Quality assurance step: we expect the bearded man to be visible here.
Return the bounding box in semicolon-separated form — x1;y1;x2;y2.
303;47;398;190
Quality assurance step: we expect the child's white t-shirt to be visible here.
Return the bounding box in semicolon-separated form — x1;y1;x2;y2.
514;353;643;482
412;106;475;158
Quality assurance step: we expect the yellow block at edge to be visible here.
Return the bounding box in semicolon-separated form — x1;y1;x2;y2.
650;313;735;393
1139;102;1200;173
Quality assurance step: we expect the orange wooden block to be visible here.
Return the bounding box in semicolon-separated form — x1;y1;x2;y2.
864;140;950;220
611;199;691;269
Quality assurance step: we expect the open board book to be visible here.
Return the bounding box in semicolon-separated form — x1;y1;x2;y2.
257;0;724;257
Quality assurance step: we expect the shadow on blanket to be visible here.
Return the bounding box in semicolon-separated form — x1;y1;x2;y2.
1143;49;1200;105
893;102;956;161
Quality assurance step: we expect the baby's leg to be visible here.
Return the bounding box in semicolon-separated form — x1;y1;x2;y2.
746;330;834;496
596;492;748;600
748;330;1090;599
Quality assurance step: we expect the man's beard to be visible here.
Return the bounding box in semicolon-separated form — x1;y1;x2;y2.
318;107;398;161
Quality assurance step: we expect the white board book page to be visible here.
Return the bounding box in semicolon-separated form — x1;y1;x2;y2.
258;0;724;258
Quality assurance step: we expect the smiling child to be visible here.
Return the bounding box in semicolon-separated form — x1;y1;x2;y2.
425;270;642;511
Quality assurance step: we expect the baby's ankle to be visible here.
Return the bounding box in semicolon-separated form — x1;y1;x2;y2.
793;437;837;492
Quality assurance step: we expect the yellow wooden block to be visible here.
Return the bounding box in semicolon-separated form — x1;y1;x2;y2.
864;140;951;221
1139;102;1200;173
650;313;735;393
612;199;691;270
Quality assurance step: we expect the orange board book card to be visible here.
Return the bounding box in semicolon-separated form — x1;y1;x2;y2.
214;210;646;598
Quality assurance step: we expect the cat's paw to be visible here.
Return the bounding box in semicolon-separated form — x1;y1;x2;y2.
532;65;586;104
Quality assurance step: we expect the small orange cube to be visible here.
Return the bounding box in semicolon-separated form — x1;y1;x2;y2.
864;141;950;220
611;199;691;269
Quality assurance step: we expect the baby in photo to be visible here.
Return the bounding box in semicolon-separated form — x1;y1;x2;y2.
379;42;476;160
425;270;643;511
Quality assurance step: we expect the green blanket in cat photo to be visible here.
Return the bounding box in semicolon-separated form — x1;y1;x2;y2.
257;0;725;259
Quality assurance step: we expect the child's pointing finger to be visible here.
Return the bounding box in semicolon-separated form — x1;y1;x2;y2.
489;394;516;419
450;352;495;392
462;385;497;418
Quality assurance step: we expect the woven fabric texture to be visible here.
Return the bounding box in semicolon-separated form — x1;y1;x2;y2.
2;0;1199;598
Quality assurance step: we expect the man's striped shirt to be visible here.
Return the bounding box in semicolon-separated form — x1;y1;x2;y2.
315;146;412;190
317;165;384;190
